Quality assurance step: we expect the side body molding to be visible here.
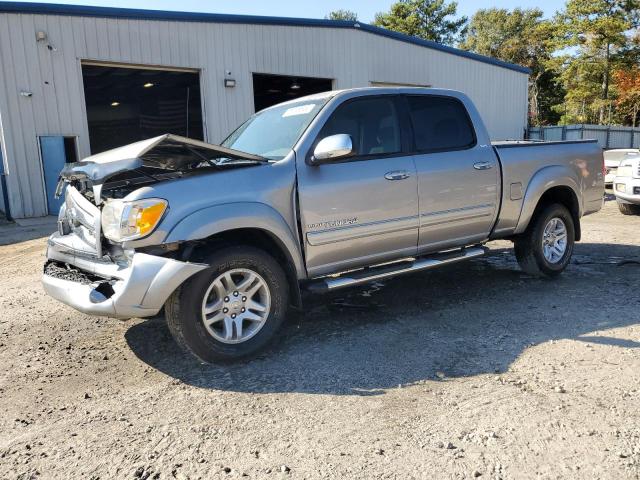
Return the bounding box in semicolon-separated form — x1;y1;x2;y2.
513;165;582;235
164;202;306;278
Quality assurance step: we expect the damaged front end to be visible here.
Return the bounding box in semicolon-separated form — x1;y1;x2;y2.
57;133;267;204
43;134;266;319
43;183;206;318
43;236;207;319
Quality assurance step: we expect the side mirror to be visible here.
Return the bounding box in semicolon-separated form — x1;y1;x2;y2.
310;134;353;165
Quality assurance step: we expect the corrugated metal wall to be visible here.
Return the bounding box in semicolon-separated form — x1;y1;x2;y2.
0;12;529;218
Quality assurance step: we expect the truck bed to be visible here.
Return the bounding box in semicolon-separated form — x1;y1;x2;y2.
490;139;603;238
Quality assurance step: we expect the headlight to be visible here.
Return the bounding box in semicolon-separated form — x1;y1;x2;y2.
616;183;627;193
101;198;168;242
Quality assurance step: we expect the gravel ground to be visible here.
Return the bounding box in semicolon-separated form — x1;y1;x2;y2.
1;196;639;480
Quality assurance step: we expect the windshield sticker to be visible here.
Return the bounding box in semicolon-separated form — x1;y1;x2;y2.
282;104;315;117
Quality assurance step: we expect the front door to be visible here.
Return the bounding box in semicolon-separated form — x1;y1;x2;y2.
297;96;419;277
405;94;500;252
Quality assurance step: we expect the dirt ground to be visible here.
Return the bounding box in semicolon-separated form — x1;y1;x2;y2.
0;195;639;480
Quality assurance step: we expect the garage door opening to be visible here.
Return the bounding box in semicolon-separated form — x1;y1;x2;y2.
252;73;333;112
81;64;204;154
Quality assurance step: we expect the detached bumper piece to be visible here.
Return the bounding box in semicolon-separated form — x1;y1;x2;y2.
42;233;207;319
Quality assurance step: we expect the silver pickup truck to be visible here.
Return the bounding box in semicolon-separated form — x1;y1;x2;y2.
42;88;604;362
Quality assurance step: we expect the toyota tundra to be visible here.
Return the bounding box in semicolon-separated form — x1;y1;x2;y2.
42;88;605;362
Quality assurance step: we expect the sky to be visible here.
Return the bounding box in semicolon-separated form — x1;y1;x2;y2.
4;0;561;22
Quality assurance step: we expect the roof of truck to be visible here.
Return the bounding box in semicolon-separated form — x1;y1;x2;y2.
258;87;468;112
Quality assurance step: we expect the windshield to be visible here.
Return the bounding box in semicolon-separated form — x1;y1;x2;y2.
222;98;329;160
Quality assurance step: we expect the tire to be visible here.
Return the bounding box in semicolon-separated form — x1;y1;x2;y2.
165;245;289;363
514;203;575;278
618;202;640;215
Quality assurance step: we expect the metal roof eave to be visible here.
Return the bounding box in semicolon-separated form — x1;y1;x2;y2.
0;2;532;75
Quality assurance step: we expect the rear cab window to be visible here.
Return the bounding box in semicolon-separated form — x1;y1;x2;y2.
406;95;476;153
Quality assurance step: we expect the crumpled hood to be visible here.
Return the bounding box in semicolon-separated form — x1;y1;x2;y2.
59;134;265;184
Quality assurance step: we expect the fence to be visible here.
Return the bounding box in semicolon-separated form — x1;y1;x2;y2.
527;124;640;150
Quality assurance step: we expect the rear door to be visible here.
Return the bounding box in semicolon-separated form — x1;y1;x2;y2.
297;96;419;277
405;94;500;252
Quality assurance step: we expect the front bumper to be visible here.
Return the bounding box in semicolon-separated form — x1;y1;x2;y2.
613;176;640;204
42;232;207;319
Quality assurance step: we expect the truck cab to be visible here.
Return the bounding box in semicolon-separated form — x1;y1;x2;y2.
43;88;604;362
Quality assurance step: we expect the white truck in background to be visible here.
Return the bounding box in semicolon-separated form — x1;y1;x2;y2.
613;150;640;215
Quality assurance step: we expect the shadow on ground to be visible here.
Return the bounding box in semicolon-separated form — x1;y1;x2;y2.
126;242;640;395
0;217;57;246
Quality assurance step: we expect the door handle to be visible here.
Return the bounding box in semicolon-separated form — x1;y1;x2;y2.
473;161;493;170
384;170;411;180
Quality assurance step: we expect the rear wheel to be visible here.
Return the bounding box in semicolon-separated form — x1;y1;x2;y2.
618;202;640;215
165;246;289;363
514;203;575;277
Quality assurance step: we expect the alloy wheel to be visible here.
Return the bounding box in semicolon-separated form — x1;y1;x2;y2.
200;268;271;344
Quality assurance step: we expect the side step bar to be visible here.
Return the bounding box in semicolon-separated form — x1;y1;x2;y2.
307;246;487;292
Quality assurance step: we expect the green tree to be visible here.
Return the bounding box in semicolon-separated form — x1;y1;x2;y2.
373;0;467;46
555;0;640;124
460;8;563;125
325;9;358;21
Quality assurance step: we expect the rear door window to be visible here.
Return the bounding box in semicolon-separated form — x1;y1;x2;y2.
406;95;476;152
319;97;401;157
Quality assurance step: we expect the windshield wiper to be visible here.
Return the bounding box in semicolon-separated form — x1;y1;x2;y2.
182;145;222;169
185;145;270;166
214;157;272;166
133;168;164;182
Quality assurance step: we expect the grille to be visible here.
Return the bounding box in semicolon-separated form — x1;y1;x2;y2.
44;261;98;285
60;187;102;256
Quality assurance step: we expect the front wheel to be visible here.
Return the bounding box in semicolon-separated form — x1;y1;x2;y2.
514;203;575;277
165;246;289;363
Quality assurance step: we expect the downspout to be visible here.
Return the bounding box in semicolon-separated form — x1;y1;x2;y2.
0;108;13;222
0;160;11;221
0;148;11;221
0;113;12;221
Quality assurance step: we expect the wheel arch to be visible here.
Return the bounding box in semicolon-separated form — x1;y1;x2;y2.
514;167;582;241
163;203;306;307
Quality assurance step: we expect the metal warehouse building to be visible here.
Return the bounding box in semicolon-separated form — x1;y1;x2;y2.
0;2;530;219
